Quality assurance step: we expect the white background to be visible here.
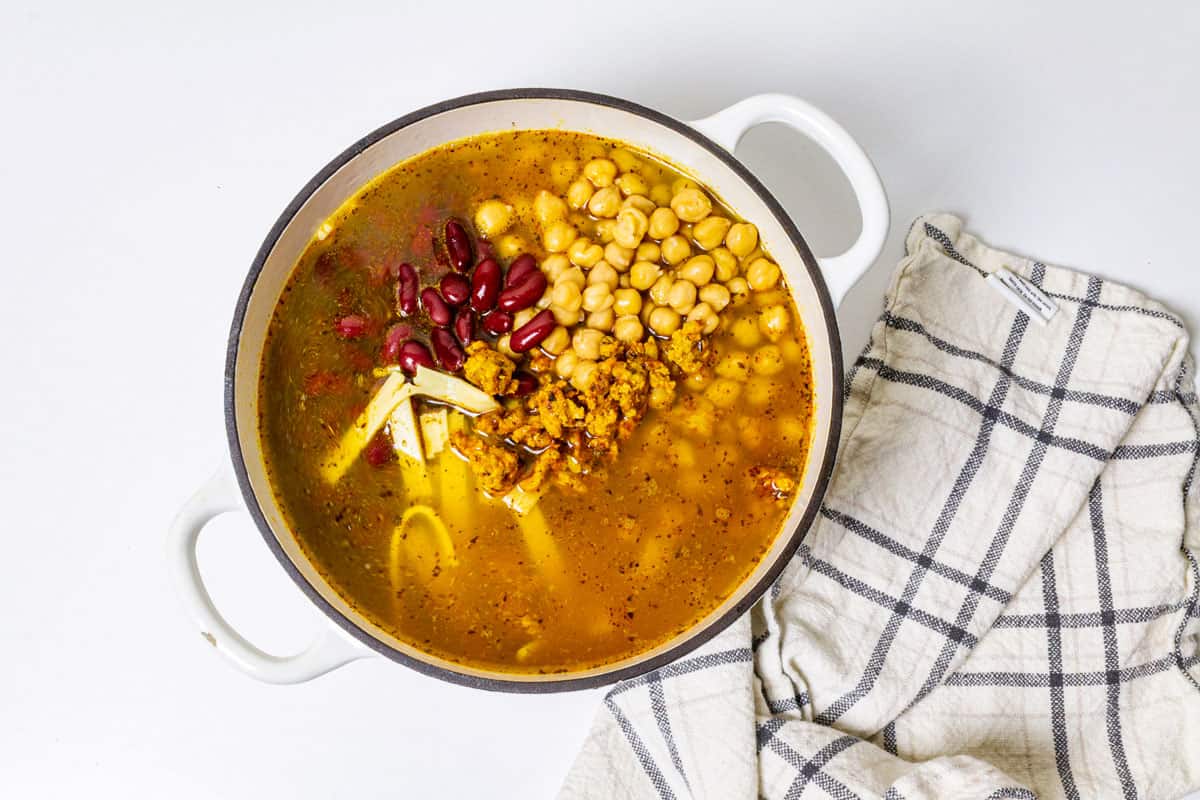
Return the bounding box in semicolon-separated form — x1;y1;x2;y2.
2;1;1198;797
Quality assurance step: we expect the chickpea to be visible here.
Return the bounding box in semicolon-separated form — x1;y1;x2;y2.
779;338;805;364
587;186;623;218
677;395;715;438
610;148;640;173
618;274;631;288
731;316;762;348
566;238;602;268
661;235;692;265
752;288;788;308
613;314;644;343
554;349;579;378
667;279;698;314
543;221;577;253
686;367;714;392
693;216;732;251
582;283;615;313
671;177;700;195
648;306;682;336
473;199;514;238
758;304;791;342
536;287;553;309
551;280;583;312
604;242;634;270
551;305;582;326
583;158;617;188
687;302;719;334
554;265;585;288
737;415;766;448
541;325;571;356
513;307;536;330
496;234;526;259
711;248;738;282
752;344;785;375
616;172;649;197
572;328;605;360
649;274;675;306
705;377;743;409
612;287;643;316
636;242;661;263
566;179;594;210
699;283;731;312
746;258;782;291
744;375;774;407
534;190;568;227
671;187;713;223
571;358;600;391
779;415;808;447
613;207;649;250
594;218;617;243
541;254;570;282
630;261;661;291
640;302;657;326
549;159;578;188
588;261;619;290
715;351;751;381
649;183;673;207
727;276;751;306
678;255;715;286
586;307;615;331
497;334;517;358
647;207;679;240
622;195;656;216
726;222;759;257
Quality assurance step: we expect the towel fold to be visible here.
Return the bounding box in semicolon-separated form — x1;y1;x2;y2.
560;214;1200;800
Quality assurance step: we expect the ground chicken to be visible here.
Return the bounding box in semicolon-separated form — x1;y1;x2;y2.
463;341;517;395
661;321;713;375
747;465;797;502
451;430;521;495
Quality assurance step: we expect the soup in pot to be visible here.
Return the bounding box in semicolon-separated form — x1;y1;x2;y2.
258;130;814;673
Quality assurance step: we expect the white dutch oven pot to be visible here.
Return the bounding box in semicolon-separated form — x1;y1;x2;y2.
168;90;888;690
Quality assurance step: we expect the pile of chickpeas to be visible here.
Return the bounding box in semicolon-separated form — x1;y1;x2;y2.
471;148;785;390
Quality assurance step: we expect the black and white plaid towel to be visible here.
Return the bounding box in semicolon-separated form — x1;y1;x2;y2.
560;214;1200;799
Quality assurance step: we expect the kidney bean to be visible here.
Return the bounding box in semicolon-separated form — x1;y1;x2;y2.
364;431;395;466
421;287;453;326
431;328;465;371
509;309;555;353
380;323;413;363
511;371;537;396
470;257;502;312
482;310;513;335
453;308;475;346
397;340;435;375
335;314;368;339
476;239;495;261
497;270;547;313
396;262;419;316
440;273;470;306
444;220;472;272
505;253;538;288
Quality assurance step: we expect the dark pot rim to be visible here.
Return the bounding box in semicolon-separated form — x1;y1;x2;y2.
224;88;844;693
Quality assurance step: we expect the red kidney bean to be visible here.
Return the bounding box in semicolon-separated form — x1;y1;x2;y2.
444;220;472;272
497;270;547;313
421;287;453;326
509;309;555;353
440;273;470;306
476;239;495;261
511;371;537;396
453;308;475;346
364;432;394;466
380;323;412;363
482;310;513;335
470;257;502;312
430;328;465;371
397;340;435;375
505;253;538;288
335;314;367;339
396;262;419;316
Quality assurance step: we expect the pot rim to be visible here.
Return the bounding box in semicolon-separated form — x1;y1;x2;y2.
224;87;844;692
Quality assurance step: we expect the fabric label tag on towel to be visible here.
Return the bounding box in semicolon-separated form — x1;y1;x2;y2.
986;267;1058;326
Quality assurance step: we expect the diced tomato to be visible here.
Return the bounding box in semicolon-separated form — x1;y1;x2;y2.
302;370;346;396
335;315;368;339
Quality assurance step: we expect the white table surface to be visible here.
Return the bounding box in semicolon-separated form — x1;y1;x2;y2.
2;1;1197;797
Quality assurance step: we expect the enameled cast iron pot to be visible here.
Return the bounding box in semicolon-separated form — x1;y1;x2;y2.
168;89;889;691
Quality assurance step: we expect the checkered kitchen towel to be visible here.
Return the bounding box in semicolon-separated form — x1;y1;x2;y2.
560;214;1200;799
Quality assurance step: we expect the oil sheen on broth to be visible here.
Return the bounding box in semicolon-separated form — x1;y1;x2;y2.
258;131;814;673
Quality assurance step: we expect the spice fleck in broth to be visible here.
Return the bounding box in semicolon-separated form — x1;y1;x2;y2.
258;131;814;673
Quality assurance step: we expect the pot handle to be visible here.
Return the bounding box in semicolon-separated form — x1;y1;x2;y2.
688;94;889;307
167;466;372;684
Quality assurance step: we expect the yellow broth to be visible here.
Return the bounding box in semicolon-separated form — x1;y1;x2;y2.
258;131;814;673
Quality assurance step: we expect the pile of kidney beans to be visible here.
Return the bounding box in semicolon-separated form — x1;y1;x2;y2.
341;219;549;395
